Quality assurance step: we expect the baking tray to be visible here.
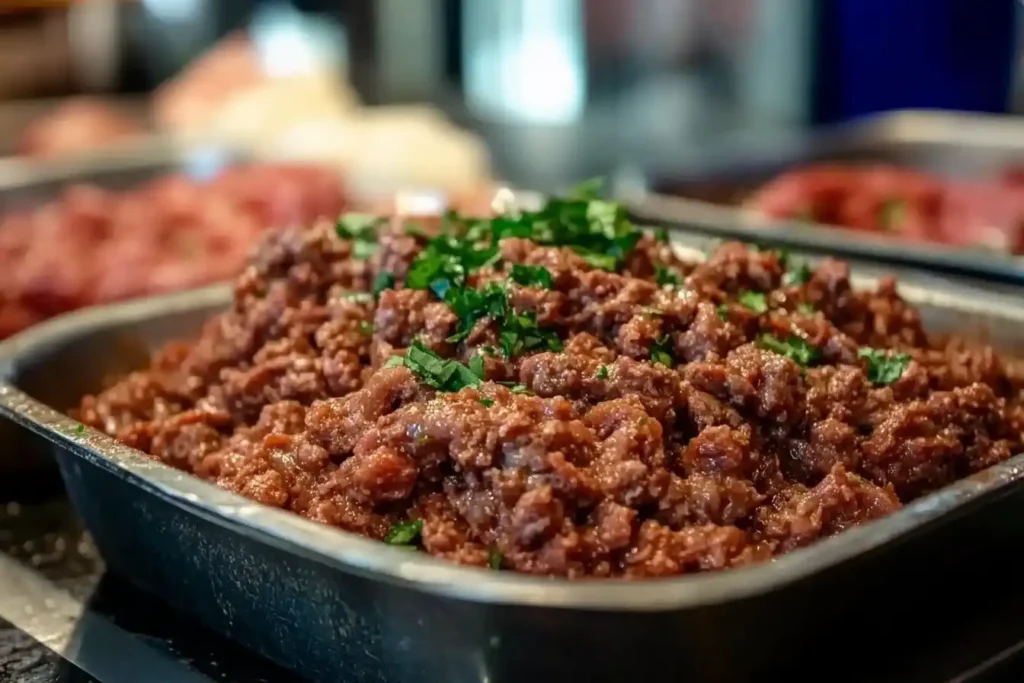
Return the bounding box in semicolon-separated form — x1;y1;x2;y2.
633;109;1024;284
0;141;243;481
5;242;1024;682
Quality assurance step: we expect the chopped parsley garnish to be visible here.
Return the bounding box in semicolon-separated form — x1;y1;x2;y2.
879;199;906;231
488;548;504;570
446;283;509;343
406;234;499;292
384;519;424;546
342;291;374;304
500;383;530;394
336;213;383;260
859;348;911;385
716;304;730;321
796;302;816;315
783;261;813;286
385;342;482;392
655;265;682;287
596;365;609;380
774;248;791;270
498;311;563;358
737;290;768;314
75;424;85;434
654;226;670;244
568;177;604;200
468;353;485;379
372;272;395;298
578;251;619;271
358;320;373;335
479;398;495;407
510;264;554;289
757;334;819;367
650;336;675;368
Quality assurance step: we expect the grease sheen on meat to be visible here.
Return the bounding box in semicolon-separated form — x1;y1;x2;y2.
76;211;1024;579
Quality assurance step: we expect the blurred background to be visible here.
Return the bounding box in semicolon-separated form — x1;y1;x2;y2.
1;0;1019;188
4;0;1024;340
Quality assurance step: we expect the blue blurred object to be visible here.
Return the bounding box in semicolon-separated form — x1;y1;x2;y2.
815;0;1018;123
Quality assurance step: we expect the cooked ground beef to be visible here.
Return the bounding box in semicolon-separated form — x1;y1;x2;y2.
76;196;1024;579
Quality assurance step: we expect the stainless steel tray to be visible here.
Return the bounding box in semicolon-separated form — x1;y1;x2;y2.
4;243;1024;681
635;110;1024;283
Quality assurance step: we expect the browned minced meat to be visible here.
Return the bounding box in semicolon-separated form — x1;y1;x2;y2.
76;220;1024;579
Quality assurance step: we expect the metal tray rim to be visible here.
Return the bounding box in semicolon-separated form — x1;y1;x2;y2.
3;278;1024;613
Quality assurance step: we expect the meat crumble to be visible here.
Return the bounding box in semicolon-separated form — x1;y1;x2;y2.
76;188;1024;579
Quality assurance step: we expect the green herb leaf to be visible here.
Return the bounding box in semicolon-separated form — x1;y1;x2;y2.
568;177;604;200
336;214;383;261
358;320;373;335
510;264;554;289
858;348;911;385
498;310;563;358
406;235;499;292
468;353;486;379
716;304;730;321
654;226;670;244
783;261;813;286
757;334;819;367
596;365;609;380
446;283;510;344
655;265;682;287
500;383;530;394
650;336;675;368
774;248;791;270
577;249;619;271
488;548;503;570
737;290;768;314
384;519;424;546
479;398;495;408
75;424;85;434
373;272;396;298
387;342;482;392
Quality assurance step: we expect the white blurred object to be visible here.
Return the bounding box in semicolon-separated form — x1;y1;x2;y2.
265;107;493;199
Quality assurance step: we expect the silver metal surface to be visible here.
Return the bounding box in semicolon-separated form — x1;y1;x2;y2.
637;110;1024;282
0;552;212;683
3;245;1024;612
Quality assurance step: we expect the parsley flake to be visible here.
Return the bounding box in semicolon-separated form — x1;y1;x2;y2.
655;265;682;287
650;336;675;368
336;214;383;261
386;342;482;392
783;261;813;286
716;304;730;321
373;272;396;298
498;311;563;358
75;424;85;434
596;365;609;380
737;290;768;314
796;302;816;315
757;334;819;367
358;320;373;335
654;226;670;244
384;519;424;546
510;264;554;289
479;397;495;407
488;548;504;570
859;348;911;385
